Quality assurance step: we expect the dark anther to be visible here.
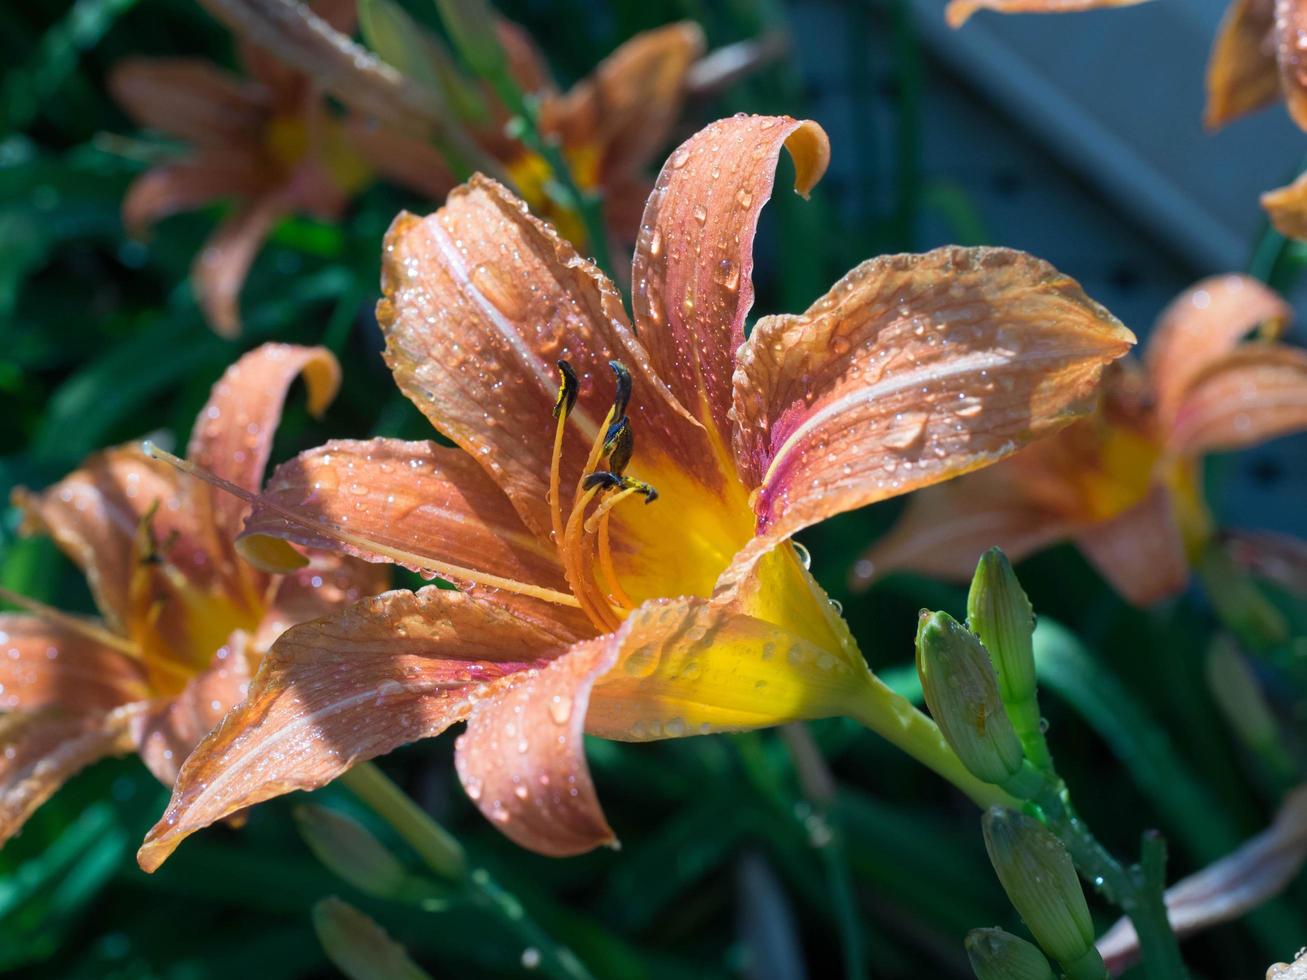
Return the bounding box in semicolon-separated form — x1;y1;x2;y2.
553;360;579;419
604;417;633;475
582;471;624;492
609;360;631;419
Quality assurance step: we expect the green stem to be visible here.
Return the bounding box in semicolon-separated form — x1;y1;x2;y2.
340;762;595;980
849;672;1018;811
338;762;466;880
1032;783;1187;980
1008;697;1053;772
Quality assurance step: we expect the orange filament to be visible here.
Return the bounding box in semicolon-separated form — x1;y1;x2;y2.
595;511;635;611
142;443;582;610
0;585;142;659
561;486;621;632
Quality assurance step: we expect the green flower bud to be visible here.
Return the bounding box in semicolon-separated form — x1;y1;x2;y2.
981;808;1104;978
313;897;435;980
917;611;1037;793
295;805;411;898
968;548;1036;704
965;928;1056;980
968;548;1052;771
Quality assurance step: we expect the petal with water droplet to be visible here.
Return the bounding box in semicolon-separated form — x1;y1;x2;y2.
1147;274;1290;428
0;614;149;713
136;587;584;872
378;177;711;541
238;437;566;592
732;246;1135;543
1167;345;1307;456
631;113;829;450
188;343;341;549
0;707;136;846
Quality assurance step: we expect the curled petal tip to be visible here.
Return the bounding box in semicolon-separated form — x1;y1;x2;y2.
785;119;830;200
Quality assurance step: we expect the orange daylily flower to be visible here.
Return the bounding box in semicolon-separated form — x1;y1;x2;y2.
110;0;453;338
489;19;706;250
1205;0;1307;132
943;0;1150;29
135;113;1133;870
0;344;388;845
856;274;1307;605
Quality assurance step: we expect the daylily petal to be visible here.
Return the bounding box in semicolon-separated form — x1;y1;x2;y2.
1261;170;1307;240
1072;484;1189;605
122;153;267;239
631;114;830;453
232;0;358;107
237;437;567;591
1097;785;1307;973
109;57;268;147
342;115;458;200
130;631;254;785
0;614;148;712
457;580;873;857
1205;0;1281;129
732;247;1135;543
192;191;290;338
454;635;615;856
0;708;135;846
1277;0;1307;131
849;471;1073;591
549;22;706;184
187;343;340;549
136;587;583;872
585;593;871;741
377;175;713;541
944;0;1151;28
1167;345;1307;456
1147;274;1290;428
253;553;392;651
13;447;202;633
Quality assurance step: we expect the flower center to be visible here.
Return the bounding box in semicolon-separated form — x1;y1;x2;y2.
550;360;662;632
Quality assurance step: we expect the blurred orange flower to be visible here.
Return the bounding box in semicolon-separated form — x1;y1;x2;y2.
0;344;388;845
109;0;452;338
135;113;1133;869
943;0;1150;29
856;275;1307;605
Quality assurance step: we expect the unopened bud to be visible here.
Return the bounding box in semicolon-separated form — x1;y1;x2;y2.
312;897;434;979
968;548;1036;703
295;805;409;898
968;549;1051;771
917;611;1039;796
981;808;1103;978
965;928;1056;980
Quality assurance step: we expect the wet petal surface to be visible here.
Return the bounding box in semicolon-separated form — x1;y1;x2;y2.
1168;345;1307;456
732;246;1134;542
0;614;148;713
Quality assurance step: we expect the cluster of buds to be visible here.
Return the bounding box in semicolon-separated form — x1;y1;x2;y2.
916;549;1106;979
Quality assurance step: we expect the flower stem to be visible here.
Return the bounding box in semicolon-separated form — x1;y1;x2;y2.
1031;781;1187;980
340;762;595;980
849;671;1018;811
338;762;467;880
